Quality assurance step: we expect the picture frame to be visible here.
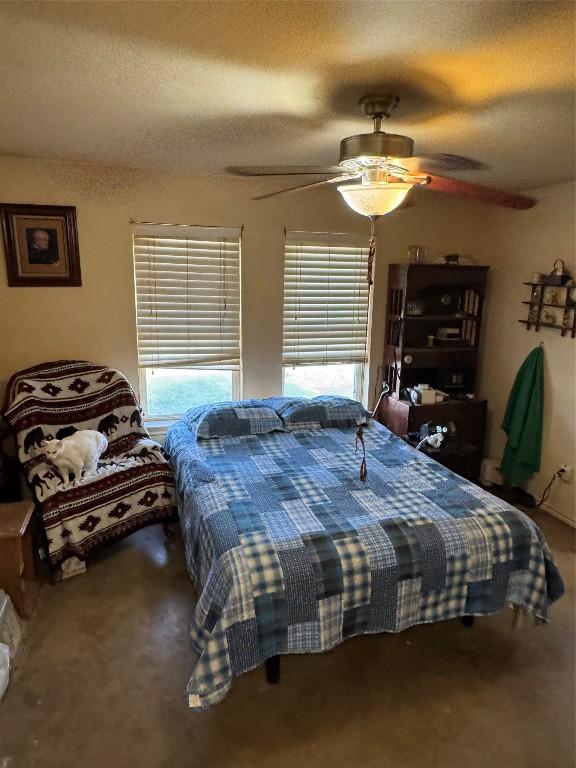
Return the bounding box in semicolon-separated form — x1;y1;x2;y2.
1;203;81;287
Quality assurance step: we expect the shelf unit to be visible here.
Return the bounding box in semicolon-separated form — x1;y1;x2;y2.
398;313;478;322
382;264;489;396
376;263;489;481
519;281;576;338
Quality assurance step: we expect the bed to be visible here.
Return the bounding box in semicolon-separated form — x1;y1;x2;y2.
165;398;564;711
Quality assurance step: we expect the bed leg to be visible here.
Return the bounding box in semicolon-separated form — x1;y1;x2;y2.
265;655;281;684
461;615;475;628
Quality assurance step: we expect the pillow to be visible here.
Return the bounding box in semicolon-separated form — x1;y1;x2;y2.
184;400;286;440
264;395;370;430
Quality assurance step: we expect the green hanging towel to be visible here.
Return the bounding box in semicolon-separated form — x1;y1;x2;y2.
500;345;544;487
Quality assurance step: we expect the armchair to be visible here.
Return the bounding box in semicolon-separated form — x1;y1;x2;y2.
2;360;176;567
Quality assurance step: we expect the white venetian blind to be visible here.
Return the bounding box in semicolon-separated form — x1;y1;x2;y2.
133;223;241;369
283;231;370;366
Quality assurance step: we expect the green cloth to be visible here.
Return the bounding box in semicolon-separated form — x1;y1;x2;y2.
500;346;544;488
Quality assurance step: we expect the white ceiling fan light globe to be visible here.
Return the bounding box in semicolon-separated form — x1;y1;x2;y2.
337;182;413;217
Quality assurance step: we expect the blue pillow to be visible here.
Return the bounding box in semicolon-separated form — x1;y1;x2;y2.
183;400;286;440
264;395;370;430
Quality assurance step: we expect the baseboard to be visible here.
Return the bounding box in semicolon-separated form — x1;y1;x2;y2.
540;501;576;529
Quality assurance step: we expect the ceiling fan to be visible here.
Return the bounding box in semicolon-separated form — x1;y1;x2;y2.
228;94;537;215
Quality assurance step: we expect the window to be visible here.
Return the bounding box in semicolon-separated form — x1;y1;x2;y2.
283;231;370;401
133;223;241;418
283;363;358;399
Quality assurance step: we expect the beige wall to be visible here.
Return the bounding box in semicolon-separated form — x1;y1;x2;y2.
0;156;366;401
1;156;573;523
478;181;576;525
0;155;485;406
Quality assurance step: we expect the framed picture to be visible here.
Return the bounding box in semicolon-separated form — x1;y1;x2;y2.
1;203;81;287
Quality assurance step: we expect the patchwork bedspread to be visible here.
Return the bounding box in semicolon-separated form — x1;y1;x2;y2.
165;420;564;711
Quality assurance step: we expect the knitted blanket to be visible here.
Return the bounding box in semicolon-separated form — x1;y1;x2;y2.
2;360;175;565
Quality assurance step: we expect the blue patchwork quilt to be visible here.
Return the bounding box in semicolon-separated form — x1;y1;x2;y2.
165;419;564;710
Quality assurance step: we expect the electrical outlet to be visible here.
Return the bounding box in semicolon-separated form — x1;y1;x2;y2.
558;464;573;483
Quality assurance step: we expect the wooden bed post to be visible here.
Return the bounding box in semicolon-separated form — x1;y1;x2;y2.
265;655;281;684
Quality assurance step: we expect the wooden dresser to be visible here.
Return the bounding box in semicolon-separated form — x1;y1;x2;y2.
377;396;487;480
0;501;41;618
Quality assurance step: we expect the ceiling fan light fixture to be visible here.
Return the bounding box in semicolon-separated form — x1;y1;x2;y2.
337;181;413;217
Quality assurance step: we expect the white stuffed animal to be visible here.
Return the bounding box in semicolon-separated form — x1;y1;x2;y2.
44;429;108;484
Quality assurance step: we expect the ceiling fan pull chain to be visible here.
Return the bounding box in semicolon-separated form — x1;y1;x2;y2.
367;216;377;285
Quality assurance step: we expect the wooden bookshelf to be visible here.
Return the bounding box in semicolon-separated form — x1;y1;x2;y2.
376;263;489;481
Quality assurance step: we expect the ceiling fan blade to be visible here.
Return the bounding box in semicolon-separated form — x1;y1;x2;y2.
423;173;536;210
253;174;359;201
228;166;344;177
405;154;489;173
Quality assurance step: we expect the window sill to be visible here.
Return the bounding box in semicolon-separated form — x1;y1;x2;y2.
144;418;178;444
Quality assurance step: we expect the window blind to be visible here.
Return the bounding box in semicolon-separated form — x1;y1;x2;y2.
283;231;370;366
133;224;241;369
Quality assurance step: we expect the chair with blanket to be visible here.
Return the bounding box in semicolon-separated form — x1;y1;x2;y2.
2;360;176;569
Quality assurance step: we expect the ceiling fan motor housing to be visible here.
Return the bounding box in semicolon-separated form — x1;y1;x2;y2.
339;132;414;169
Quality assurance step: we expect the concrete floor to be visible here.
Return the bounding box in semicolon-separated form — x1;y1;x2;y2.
0;510;574;768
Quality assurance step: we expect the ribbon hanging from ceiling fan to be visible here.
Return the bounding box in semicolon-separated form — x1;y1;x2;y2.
367;216;378;286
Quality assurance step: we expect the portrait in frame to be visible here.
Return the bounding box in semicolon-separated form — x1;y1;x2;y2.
1;203;81;287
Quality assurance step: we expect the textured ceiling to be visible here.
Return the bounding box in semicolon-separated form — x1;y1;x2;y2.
0;1;574;189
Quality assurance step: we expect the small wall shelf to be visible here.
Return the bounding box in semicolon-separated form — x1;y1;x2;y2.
519;281;576;338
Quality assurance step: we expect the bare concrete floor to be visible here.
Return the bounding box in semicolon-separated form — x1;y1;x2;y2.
0;510;574;768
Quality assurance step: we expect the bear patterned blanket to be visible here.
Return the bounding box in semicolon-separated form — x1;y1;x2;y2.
2;360;175;565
